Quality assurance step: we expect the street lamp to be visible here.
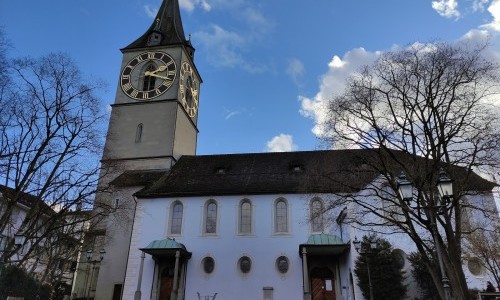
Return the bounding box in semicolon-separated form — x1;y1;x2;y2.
14;232;26;248
0;231;26;275
353;236;377;300
85;248;106;300
397;170;452;300
0;231;25;257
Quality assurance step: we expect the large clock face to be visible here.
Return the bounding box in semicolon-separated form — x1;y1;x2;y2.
179;62;199;118
120;51;176;100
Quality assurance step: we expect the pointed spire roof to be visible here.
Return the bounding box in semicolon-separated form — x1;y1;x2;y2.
123;0;190;51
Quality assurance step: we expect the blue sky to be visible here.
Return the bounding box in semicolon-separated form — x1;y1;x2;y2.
1;0;499;155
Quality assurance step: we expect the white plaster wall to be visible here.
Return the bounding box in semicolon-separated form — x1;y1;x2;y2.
124;193;351;300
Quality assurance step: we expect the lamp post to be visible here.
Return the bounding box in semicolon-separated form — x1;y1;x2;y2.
398;170;452;300
85;248;105;300
353;236;377;300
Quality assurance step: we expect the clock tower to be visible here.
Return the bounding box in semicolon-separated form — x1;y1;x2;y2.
103;0;201;171
74;1;202;299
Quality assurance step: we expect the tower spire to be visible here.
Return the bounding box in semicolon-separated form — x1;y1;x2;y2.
123;0;189;50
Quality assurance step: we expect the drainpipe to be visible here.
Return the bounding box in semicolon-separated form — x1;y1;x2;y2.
134;251;146;300
301;247;311;300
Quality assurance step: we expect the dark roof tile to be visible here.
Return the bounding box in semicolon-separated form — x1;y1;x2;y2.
136;149;497;198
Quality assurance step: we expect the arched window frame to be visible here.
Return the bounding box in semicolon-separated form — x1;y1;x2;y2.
310;198;324;233
274;198;289;234
135;123;143;143
238;199;253;235
169;201;183;235
203;199;218;235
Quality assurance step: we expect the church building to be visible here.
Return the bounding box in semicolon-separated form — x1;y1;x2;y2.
70;1;499;299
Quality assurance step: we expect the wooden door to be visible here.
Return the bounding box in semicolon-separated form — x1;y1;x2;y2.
159;268;174;300
311;277;336;300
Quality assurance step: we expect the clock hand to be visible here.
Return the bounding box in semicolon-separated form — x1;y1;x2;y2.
147;73;170;80
145;66;168;77
150;65;167;75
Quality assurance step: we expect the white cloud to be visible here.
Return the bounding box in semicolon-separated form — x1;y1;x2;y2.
144;4;158;18
190;1;272;73
179;0;211;12
145;0;211;17
472;0;491;11
224;110;241;120
298;0;500;145
432;0;460;19
265;134;298;152
286;58;305;86
194;24;268;73
242;7;273;34
299;48;380;137
479;0;500;31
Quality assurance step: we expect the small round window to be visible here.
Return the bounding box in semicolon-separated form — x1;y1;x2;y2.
276;256;289;274
468;258;483;276
202;257;215;274
238;256;252;274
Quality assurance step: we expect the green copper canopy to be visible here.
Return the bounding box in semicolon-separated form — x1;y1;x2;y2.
140;238;191;258
299;234;350;256
305;233;345;245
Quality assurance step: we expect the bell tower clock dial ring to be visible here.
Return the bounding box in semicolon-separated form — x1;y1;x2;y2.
120;51;177;100
179;62;199;117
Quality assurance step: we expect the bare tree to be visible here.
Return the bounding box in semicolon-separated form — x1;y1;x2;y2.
0;47;110;295
322;41;500;299
462;211;500;291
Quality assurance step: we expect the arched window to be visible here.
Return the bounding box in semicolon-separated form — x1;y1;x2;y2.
143;64;156;91
135;123;143;143
275;198;288;233
311;198;324;233
205;200;217;234
170;201;183;235
239;199;252;234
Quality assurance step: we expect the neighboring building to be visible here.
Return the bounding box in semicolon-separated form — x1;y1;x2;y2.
84;0;499;299
0;185;81;291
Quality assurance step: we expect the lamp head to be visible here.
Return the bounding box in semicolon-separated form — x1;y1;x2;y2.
99;249;106;261
397;172;413;203
353;236;361;252
86;249;93;260
14;232;25;247
436;168;453;199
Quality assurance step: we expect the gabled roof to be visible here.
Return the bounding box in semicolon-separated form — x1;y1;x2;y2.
0;185;55;215
136;150;380;198
136;149;497;198
122;0;190;51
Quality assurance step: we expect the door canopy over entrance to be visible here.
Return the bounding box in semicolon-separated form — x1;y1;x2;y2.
299;233;350;256
140;238;192;259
